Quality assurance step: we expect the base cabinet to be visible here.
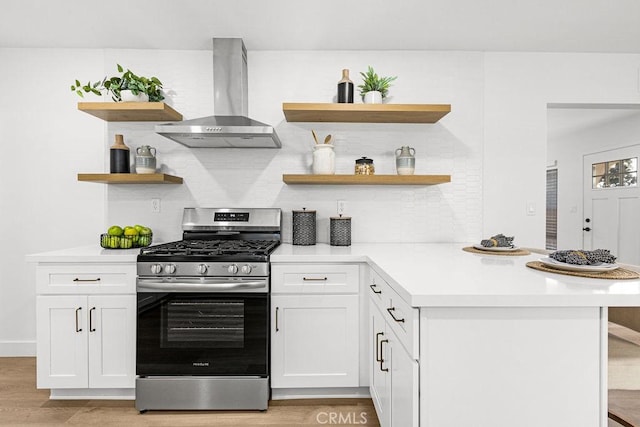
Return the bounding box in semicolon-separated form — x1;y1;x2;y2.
271;294;359;388
36;295;136;389
369;270;419;427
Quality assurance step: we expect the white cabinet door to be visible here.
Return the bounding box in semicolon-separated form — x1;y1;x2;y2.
370;300;390;427
88;295;136;388
271;294;359;388
36;296;88;389
390;332;419;427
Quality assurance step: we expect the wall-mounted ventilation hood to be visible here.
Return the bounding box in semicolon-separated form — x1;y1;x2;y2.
155;38;281;148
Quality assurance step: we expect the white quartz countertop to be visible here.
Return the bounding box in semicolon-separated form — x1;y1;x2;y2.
25;244;140;263
272;243;640;307
27;242;640;307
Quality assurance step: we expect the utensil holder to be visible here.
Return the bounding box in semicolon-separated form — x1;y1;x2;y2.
292;208;316;245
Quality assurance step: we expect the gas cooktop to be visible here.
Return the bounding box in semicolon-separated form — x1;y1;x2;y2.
139;239;280;259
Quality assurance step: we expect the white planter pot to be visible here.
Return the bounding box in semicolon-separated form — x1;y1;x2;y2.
119;90;149;102
363;91;383;104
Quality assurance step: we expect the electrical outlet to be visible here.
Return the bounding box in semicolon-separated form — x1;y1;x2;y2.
151;198;161;213
337;200;347;215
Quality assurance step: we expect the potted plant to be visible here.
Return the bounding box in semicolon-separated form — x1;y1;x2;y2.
70;64;164;102
357;66;397;104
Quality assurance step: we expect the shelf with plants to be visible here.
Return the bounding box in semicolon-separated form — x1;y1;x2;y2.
72;63;183;122
77;173;183;184
282;174;451;185
284;66;450;123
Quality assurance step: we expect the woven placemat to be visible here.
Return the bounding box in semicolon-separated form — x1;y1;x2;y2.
463;246;531;256
526;261;640;280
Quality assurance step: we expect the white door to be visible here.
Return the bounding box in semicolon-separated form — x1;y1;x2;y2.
36;296;88;389
88;295;136;388
583;145;640;264
390;332;419;427
370;301;390;427
271;295;359;388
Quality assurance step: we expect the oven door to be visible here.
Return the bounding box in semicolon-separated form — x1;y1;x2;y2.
136;283;268;376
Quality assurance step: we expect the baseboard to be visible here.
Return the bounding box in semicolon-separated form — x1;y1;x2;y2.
0;341;36;357
271;387;370;400
50;388;135;400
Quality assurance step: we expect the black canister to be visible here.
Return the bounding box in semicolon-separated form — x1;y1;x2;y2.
330;215;351;246
110;134;130;173
292;208;316;245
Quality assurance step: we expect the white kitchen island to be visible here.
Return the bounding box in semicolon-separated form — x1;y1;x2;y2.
272;243;640;427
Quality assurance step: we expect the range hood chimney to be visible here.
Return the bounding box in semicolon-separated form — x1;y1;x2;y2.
155;38;282;148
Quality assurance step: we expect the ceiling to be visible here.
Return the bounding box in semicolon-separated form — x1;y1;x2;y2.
3;0;640;53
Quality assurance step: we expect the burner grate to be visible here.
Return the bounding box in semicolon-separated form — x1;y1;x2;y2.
139;239;280;257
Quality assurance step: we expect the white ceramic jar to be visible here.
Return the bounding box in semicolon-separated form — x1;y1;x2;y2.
312;144;335;174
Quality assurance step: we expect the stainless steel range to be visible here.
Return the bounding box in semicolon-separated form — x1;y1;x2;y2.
135;208;281;412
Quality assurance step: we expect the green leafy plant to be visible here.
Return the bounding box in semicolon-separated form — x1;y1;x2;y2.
70;64;164;102
357;66;397;99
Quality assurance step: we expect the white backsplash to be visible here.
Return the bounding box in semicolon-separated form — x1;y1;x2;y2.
106;50;483;244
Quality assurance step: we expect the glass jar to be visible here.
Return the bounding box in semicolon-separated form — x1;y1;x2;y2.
355;157;375;175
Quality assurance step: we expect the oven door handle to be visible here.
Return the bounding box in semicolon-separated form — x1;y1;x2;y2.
136;278;268;293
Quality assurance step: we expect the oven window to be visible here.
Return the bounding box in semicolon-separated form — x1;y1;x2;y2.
164;299;244;348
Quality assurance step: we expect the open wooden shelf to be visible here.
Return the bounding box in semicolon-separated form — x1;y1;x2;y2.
77;102;183;122
282;174;451;185
282;103;451;123
77;173;183;184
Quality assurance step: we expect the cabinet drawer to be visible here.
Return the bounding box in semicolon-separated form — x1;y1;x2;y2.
271;264;359;294
368;268;419;359
37;263;136;294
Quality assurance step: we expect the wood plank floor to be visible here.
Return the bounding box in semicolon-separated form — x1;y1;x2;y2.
0;358;380;426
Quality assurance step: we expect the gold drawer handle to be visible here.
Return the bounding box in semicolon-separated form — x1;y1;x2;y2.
73;278;101;282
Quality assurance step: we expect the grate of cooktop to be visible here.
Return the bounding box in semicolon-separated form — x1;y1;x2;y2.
140;239;280;256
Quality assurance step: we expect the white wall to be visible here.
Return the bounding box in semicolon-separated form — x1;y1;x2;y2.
483;53;640;247
105;50;484;244
547;107;640;250
2;47;640;356
0;48;105;355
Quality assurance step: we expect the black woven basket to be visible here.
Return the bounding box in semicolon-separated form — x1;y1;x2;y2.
330;216;351;246
292;209;316;245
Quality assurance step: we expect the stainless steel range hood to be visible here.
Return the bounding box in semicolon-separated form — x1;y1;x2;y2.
155;38;281;148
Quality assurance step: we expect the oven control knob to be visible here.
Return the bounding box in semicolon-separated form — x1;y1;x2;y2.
241;264;252;274
228;264;239;274
164;264;176;274
197;264;208;275
150;264;163;274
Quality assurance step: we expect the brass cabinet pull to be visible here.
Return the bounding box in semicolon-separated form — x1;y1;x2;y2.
379;339;389;372
387;307;405;323
75;307;82;332
369;284;382;294
303;277;328;281
375;332;384;362
275;307;279;332
89;307;96;332
73;278;101;282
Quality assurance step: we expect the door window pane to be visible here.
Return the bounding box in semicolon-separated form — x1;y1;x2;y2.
592;157;637;189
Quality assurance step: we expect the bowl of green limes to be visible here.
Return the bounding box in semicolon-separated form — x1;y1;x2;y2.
100;224;153;249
